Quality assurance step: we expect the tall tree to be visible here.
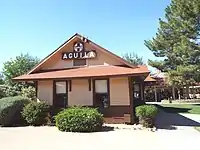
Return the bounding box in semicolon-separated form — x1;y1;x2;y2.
145;0;200;99
0;73;4;84
122;52;144;65
2;53;40;89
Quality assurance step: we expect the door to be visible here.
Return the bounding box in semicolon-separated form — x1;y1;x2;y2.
93;79;110;112
53;81;68;108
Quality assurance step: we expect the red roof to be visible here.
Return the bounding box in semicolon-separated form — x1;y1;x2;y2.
13;65;149;81
144;75;156;82
27;33;135;74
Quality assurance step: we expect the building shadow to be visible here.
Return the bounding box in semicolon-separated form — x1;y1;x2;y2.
156;104;191;113
101;126;115;132
154;108;200;130
194;104;200;106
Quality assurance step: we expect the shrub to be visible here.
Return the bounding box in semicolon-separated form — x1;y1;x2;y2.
22;101;50;126
0;96;30;126
0;85;20;99
136;105;158;128
0;85;7;99
21;86;36;101
55;107;104;132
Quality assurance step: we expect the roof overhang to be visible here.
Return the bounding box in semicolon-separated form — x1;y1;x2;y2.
144;75;157;82
13;66;150;81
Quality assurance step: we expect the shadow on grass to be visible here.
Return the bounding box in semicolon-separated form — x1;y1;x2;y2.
156;105;191;113
154;105;200;130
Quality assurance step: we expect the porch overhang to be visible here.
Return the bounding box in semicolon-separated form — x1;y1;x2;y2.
13;65;150;81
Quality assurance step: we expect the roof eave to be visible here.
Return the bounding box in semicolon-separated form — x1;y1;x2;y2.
13;71;150;81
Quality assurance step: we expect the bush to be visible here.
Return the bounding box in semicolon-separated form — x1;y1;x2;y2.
0;96;30;126
21;86;36;101
55;107;104;132
136;105;158;128
0;85;20;99
0;85;7;99
22;101;50;126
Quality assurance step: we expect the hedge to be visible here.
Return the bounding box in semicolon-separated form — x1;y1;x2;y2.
55;107;104;132
136;105;158;128
22;101;50;126
0;96;30;126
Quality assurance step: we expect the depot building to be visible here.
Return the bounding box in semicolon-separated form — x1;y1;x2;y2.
14;33;150;124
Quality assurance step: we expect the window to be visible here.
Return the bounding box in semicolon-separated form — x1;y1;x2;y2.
73;59;86;66
95;80;108;93
133;83;141;100
94;79;109;108
56;82;66;94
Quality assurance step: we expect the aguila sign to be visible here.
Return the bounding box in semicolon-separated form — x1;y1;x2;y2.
62;42;96;60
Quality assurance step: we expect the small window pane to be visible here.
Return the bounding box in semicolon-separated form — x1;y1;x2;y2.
95;80;107;93
73;59;86;66
134;84;140;92
56;82;66;94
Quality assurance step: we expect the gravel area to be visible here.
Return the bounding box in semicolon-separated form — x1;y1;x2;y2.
0;125;200;150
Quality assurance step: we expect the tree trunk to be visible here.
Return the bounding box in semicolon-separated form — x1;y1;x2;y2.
178;89;181;100
154;87;157;102
172;86;175;100
186;85;190;99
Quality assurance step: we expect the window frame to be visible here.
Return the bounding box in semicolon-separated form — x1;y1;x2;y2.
93;78;110;108
133;83;141;100
73;59;87;66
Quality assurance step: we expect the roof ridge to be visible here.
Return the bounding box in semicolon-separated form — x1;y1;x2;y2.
27;33;136;74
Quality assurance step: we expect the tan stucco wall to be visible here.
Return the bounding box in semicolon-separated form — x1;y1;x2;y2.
110;77;130;105
40;37;123;70
37;80;53;105
36;77;130;107
68;79;93;106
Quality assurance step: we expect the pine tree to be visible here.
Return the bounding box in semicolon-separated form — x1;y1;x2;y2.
145;0;200;99
122;52;144;65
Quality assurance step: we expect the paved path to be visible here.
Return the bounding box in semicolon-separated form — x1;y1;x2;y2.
0;124;200;150
0;110;200;150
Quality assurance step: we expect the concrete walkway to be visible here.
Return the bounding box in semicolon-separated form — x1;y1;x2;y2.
0;125;200;150
0;110;200;150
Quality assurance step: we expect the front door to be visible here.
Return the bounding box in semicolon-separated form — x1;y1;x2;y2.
93;79;109;113
53;81;68;108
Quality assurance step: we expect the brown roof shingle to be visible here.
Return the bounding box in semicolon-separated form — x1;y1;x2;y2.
144;74;156;82
13;65;149;81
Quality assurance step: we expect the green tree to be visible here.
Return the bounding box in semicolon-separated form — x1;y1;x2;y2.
2;53;40;90
122;52;144;65
0;73;4;84
145;0;200;99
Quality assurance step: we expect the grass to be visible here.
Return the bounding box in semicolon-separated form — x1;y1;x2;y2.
194;127;200;132
157;104;200;114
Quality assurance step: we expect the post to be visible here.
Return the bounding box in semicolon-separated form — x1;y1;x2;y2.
172;86;175;100
140;83;144;101
128;77;134;124
154;86;157;102
34;81;38;98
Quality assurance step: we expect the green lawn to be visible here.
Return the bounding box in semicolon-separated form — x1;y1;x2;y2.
157;104;200;114
194;127;200;132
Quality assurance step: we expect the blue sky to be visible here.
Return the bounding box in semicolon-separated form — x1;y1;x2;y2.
0;0;170;72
